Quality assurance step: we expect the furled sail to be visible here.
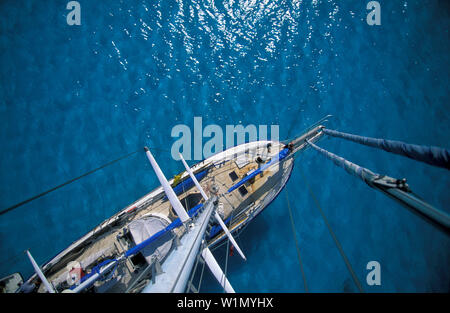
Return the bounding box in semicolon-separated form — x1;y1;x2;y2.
323;129;450;170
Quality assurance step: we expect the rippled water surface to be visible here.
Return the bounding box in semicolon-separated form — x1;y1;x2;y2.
0;0;449;292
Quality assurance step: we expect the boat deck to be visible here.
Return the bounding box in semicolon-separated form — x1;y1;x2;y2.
36;141;294;292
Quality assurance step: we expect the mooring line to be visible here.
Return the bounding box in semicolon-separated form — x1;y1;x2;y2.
285;188;309;292
297;166;364;293
0;146;171;216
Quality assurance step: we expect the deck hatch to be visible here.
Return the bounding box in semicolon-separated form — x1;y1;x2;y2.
238;185;248;197
229;171;238;182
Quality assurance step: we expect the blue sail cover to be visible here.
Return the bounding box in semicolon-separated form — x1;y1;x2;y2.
228;148;290;193
323;129;450;170
72;203;204;290
208;216;232;239
164;169;209;200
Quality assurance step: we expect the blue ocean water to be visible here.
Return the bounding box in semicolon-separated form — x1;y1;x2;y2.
0;0;449;292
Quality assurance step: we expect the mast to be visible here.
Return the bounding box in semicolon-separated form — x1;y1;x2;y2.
141;197;226;292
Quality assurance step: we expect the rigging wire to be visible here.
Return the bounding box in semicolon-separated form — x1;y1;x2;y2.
196;249;207;292
223;229;230;293
0;250;26;268
181;176;210;293
0;147;171;216
297;161;364;293
284;189;309;292
220;197;236;293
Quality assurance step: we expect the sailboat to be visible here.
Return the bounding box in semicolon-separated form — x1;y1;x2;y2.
2;113;448;293
0;117;327;293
